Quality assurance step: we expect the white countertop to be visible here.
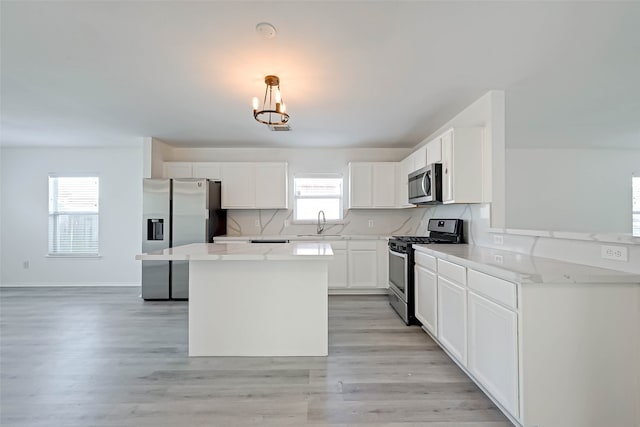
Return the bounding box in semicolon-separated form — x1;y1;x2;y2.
214;234;388;242
414;244;640;284
136;242;334;261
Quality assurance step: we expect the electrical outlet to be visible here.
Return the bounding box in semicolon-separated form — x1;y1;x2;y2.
368;220;374;228
254;220;260;228
493;254;504;264
23;261;29;269
284;220;290;228
493;235;504;245
601;245;628;262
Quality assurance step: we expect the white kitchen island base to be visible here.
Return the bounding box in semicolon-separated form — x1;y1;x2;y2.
189;259;328;357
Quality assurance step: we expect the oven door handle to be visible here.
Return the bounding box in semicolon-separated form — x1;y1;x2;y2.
388;248;407;259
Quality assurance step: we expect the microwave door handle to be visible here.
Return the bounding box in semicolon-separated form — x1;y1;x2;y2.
421;173;428;196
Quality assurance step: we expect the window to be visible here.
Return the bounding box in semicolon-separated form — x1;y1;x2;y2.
293;175;343;222
48;176;100;255
633;175;640;237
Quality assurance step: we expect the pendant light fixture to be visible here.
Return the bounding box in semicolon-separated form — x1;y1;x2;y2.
252;75;290;126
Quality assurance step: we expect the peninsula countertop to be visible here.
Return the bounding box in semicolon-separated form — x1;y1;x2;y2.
414;244;640;284
136;242;334;261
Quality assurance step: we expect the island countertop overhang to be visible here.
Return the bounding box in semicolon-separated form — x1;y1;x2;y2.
136;242;334;261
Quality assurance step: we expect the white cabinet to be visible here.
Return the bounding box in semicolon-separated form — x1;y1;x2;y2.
221;162;288;209
426;138;442;164
163;162;222;180
437;276;467;365
439;128;484;204
307;239;386;292
192;162;222;180
414;251;438;335
326;240;348;289
468;290;519;417
163;162;193;178
348;241;378;287
348;162;397;208
406;146;427;173
397;156;414;208
255;163;288;208
221;163;255;208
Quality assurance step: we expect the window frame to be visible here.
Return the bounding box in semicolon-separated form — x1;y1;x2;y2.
47;174;101;257
292;173;344;224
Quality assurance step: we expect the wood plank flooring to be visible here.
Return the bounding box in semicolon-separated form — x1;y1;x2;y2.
0;287;511;426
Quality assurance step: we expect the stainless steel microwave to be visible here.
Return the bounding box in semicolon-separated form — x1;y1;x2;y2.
408;163;442;204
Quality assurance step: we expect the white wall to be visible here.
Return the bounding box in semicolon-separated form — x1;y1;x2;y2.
506;148;639;233
0;146;143;286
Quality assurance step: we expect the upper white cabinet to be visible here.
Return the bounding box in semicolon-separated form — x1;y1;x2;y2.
162;162;222;180
221;162;288;209
403;146;427;174
426;138;442;164
397;156;414;208
163;162;193;178
439;128;484;204
348;162;397;209
192;162;222;180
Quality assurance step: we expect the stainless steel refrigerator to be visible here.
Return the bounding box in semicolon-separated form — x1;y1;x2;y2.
141;179;226;300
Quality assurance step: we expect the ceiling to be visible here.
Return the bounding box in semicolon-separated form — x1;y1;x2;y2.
1;1;639;149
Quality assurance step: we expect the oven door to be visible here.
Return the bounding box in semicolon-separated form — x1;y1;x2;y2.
388;248;408;302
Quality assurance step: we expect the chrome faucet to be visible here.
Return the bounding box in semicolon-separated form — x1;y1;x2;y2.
317;210;326;234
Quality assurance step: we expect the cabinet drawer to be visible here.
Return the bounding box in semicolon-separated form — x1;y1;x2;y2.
437;259;466;285
327;240;347;250
349;241;377;250
415;251;436;271
468;269;516;309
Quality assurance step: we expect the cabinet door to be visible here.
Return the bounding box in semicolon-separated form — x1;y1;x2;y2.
468;291;519;417
398;157;413;208
348;245;377;288
221;163;255;208
328;248;348;289
415;265;437;335
372;163;396;207
163;162;193;178
413;146;427;171
192;162;222;180
426;138;442;164
438;276;467;365
349;163;373;208
255;163;288;208
441;131;454;203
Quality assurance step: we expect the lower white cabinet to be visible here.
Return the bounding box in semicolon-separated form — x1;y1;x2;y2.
323;240;388;292
437;276;467;365
326;241;348;289
348;241;378;288
414;263;437;335
467;290;519;417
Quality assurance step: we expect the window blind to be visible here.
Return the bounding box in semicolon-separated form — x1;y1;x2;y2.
48;176;100;255
293;176;343;221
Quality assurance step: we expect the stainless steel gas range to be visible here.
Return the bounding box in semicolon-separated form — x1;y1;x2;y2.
388;219;463;325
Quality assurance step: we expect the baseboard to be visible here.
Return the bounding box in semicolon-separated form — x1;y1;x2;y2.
328;288;388;295
0;282;141;287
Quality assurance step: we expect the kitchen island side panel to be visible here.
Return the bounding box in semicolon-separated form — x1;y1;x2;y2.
188;259;328;357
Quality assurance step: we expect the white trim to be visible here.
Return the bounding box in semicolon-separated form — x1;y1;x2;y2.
0;282;140;287
328;288;387;295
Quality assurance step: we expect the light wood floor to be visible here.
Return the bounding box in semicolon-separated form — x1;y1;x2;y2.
0;287;511;427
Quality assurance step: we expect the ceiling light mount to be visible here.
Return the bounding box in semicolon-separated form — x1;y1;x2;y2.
252;75;290;126
256;22;277;39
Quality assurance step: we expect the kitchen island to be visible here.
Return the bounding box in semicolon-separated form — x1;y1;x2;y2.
137;242;333;357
